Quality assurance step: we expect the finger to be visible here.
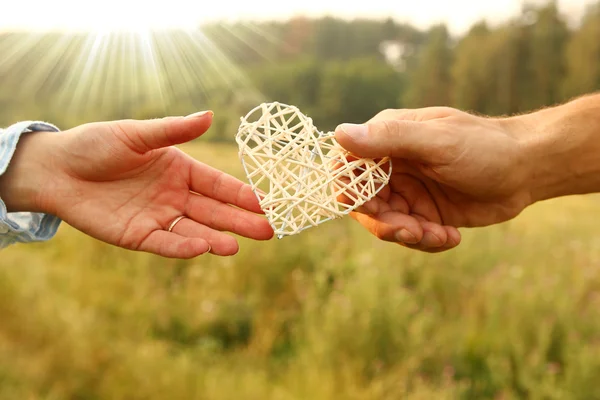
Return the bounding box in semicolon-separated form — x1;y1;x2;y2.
400;243;455;253
353;197;385;215
351;211;424;244
417;219;448;248
332;152;392;213
391;175;443;224
399;225;461;253
113;111;214;153
445;225;462;247
368;107;459;124
170;217;240;256
353;190;399;215
336;179;381;214
334;120;446;162
188;161;264;214
138;230;211;259
340;175;394;215
185;193;273;240
336;173;392;215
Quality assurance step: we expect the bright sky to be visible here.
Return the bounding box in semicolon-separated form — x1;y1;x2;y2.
0;0;592;34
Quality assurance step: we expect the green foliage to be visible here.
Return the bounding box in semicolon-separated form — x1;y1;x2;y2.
524;1;570;109
451;22;494;113
403;24;453;108
3;143;600;399
562;2;600;99
452;2;573;116
2;2;600;397
1;2;599;131
317;57;403;128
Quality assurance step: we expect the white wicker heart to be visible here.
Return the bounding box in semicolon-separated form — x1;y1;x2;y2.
236;102;391;238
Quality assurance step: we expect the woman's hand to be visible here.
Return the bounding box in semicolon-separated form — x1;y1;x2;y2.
0;111;274;258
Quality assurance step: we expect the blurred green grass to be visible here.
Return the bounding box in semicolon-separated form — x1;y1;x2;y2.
2;142;600;399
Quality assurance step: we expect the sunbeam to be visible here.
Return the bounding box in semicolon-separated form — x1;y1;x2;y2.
0;24;268;128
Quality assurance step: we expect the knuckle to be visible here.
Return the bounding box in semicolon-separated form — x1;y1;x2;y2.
372;108;401;122
380;108;398;118
211;173;226;198
422;106;460;119
234;184;245;208
436;106;459;115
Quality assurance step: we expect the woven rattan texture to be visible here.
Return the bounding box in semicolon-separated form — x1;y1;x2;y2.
236;102;391;238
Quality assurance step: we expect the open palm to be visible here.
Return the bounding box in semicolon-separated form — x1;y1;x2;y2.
45;112;273;258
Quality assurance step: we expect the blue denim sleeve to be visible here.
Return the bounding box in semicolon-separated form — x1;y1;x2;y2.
0;121;62;249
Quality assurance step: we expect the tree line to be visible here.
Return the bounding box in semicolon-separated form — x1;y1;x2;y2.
0;1;598;141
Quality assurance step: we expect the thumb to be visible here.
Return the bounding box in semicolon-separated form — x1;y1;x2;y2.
334;120;443;162
114;110;213;153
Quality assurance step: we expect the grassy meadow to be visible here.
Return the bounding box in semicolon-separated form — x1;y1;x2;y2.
2;142;600;399
2;3;600;398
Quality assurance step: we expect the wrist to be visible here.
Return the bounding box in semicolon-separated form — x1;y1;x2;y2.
511;95;600;203
0;130;65;214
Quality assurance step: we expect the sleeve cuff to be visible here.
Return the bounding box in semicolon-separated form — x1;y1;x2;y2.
0;121;62;249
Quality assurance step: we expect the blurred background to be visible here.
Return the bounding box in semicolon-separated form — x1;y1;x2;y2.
2;0;600;398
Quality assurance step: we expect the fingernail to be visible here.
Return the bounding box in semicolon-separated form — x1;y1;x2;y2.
338;123;368;140
395;229;418;244
186;110;213;119
421;232;442;247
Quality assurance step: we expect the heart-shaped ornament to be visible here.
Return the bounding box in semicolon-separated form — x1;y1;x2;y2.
236;102;392;238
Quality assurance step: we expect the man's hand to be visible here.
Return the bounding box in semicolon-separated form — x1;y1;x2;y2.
0;112;274;258
334;100;594;253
